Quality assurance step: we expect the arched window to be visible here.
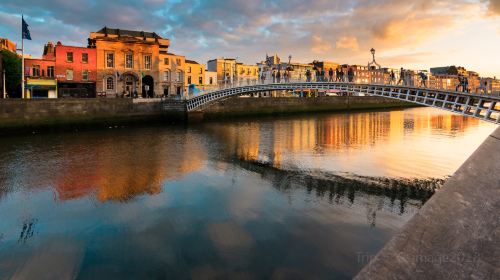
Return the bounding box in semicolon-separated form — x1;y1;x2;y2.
106;77;114;90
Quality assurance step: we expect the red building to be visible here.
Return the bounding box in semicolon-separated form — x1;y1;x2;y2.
24;51;57;98
54;42;97;97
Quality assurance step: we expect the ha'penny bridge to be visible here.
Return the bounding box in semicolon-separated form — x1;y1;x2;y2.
177;81;500;124
162;80;500;279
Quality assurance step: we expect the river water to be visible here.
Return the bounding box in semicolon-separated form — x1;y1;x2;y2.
0;107;496;279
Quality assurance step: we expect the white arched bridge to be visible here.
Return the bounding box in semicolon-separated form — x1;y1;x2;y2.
167;82;500;124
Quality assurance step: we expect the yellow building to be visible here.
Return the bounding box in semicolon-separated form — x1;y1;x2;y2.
159;52;185;97
88;27;168;98
207;58;237;84
185;60;205;90
236;63;259;85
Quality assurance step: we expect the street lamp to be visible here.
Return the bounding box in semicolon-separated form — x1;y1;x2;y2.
368;47;381;70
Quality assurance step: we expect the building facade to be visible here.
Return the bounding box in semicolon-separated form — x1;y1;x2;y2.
204;70;218;89
53;42;97;98
207;58;237;84
158;51;185;98
185;60;204;89
24;54;57;98
88;27;168;98
235;63;259;84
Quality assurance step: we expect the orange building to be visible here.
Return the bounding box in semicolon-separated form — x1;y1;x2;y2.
88;27;169;98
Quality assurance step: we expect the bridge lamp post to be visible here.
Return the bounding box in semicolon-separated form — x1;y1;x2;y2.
368;48;381;84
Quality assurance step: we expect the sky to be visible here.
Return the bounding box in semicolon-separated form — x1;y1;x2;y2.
0;0;499;77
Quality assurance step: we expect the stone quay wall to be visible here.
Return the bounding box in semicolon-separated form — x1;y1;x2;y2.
200;96;415;119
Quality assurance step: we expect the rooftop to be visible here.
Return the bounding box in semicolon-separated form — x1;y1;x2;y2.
95;27;163;39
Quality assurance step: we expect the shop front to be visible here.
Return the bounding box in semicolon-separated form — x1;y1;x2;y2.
25;78;58;99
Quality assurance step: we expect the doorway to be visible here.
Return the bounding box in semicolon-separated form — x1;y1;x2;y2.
142;75;154;98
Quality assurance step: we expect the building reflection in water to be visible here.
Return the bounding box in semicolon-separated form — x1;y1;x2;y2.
0;128;207;202
203;107;492;178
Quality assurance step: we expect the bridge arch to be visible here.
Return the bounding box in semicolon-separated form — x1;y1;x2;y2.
182;82;500;124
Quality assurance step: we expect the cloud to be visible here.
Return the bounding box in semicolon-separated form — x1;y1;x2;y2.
0;0;497;76
311;35;333;54
336;36;359;51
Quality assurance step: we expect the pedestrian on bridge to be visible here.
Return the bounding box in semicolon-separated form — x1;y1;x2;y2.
456;75;463;92
261;73;266;84
277;70;281;83
328;68;334;82
347;68;354;83
419;72;428;87
306;69;312;82
397;68;405;85
390;70;396;85
272;71;276;83
320;69;326;82
336;68;341;82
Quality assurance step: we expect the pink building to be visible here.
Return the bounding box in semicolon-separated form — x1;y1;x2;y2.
54;42;97;97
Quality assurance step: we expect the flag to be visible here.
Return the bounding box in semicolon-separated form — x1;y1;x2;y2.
22;16;31;40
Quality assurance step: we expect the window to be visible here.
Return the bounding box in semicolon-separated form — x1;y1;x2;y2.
82;70;89;81
163;71;170;81
32;65;40;77
188;76;192;84
164;58;169;65
82;53;88;63
209;77;213;84
144;55;152;70
106;77;114;90
199;77;203;85
188;67;191;73
125;53;133;69
67;52;73;62
47;66;54;77
176;58;181;66
199;68;203;74
66;69;74;80
106;52;114;68
177;72;182;82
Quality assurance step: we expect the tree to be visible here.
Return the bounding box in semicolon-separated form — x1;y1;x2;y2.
1;50;21;98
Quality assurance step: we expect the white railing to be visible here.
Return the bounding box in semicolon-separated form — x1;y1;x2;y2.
182;81;500;124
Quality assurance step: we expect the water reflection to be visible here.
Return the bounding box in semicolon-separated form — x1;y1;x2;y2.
0;128;206;202
203;107;494;178
0;107;496;279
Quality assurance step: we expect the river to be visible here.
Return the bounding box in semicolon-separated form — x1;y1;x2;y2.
0;107;496;279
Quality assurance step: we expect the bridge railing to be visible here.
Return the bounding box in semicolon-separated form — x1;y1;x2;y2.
185;77;499;100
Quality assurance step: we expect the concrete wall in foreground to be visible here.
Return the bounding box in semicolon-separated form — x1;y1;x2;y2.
201;96;415;119
355;126;500;280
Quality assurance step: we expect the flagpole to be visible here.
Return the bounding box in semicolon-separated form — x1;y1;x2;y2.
21;15;25;99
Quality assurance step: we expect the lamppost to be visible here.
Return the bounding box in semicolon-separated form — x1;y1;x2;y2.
3;69;6;98
368;48;381;69
368;48;381;84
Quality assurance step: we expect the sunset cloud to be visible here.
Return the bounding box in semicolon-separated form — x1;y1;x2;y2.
0;0;499;76
336;36;359;51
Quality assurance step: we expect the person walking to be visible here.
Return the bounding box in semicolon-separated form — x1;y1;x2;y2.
276;70;281;83
456;75;463;92
390;70;396;85
320;69;325;82
306;69;312;82
419;72;428;87
272;71;276;83
397;68;404;85
328;68;334;82
347;68;354;83
477;80;488;95
261;73;266;84
463;76;469;93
